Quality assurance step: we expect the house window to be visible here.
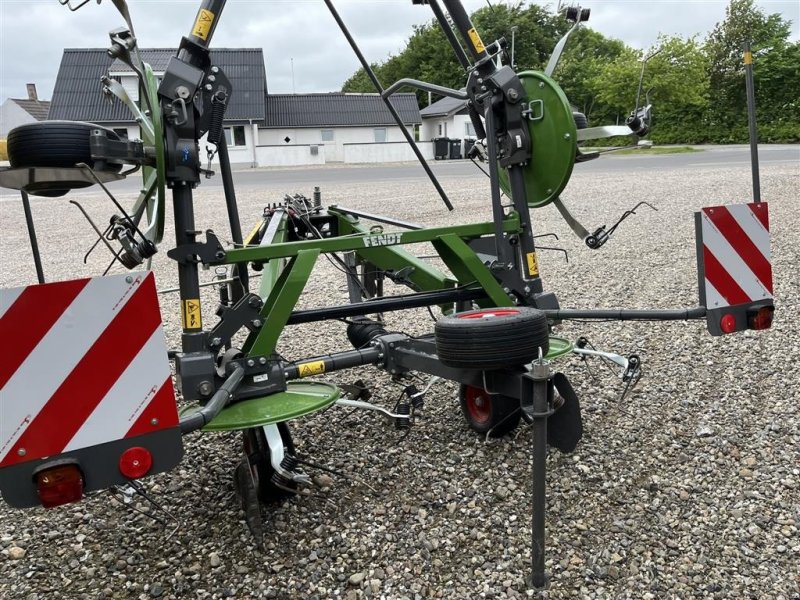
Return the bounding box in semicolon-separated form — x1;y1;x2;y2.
224;126;246;147
112;128;128;139
373;128;387;143
464;122;476;138
321;129;334;142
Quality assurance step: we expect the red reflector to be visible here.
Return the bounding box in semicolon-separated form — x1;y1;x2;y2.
720;313;737;334
119;446;153;479
748;306;774;330
36;465;84;508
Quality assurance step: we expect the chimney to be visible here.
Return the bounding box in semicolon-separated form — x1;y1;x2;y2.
26;84;38;101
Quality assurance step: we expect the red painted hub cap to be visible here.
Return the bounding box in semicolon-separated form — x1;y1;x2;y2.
458;309;520;320
464;386;492;424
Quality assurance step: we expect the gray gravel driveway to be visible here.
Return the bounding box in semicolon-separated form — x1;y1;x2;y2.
0;157;798;599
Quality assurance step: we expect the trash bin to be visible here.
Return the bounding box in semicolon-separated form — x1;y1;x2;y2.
433;137;450;160
463;138;476;158
449;138;462;160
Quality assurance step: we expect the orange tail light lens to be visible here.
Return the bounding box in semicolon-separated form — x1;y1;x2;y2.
36;464;84;508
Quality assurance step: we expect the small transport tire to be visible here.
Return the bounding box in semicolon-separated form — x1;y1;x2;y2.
243;422;297;504
435;307;549;370
7;121;122;173
460;384;521;437
458;384;522;437
572;111;589;130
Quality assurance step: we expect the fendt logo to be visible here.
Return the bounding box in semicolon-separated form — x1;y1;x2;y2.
363;233;402;248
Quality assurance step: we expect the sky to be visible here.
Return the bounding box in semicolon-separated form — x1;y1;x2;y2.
0;0;798;104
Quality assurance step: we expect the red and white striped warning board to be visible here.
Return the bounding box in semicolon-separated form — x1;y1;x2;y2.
698;203;772;309
0;272;178;468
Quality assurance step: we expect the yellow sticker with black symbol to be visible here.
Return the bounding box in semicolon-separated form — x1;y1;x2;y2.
467;27;485;53
526;252;539;277
243;220;263;246
743;50;753;65
192;9;215;41
298;360;326;378
182;298;202;330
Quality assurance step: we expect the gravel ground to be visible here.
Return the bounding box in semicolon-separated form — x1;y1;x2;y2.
0;160;798;599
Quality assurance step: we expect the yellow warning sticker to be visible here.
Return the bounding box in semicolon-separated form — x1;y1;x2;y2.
192;9;215;41
182;298;202;330
243;220;262;246
467;27;485;53
526;252;539;277
298;360;326;378
743;50;753;65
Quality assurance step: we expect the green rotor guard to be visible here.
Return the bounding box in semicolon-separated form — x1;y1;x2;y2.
142;64;166;243
499;70;577;208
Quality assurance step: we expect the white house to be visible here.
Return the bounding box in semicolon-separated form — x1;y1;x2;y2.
49;48;267;167
0;84;50;138
420;96;479;151
258;93;422;165
48;49;424;167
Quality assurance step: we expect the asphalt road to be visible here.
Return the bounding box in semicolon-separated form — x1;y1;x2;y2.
219;144;799;190
2;144;796;201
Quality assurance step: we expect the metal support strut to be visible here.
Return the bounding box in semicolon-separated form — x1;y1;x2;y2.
521;354;554;589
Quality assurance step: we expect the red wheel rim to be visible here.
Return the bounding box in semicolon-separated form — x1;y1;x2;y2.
464;386;492;424
458;309;520;320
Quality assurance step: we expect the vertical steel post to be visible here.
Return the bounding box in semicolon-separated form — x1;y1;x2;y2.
218;136;248;296
743;42;761;204
523;358;553;589
20;191;45;284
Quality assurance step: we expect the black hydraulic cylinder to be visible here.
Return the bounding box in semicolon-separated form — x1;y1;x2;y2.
185;0;227;50
543;307;706;321
441;0;489;65
323;0;454;212
172;184;206;352
429;0;471;70
20;191;45;284
284;346;382;380
286;287;488;325
743;42;761;204
428;0;486;140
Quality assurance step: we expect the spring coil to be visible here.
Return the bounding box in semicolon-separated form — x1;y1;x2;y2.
394;401;411;430
269;454;299;489
207;92;227;145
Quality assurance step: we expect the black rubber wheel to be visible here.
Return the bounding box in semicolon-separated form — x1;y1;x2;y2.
572;111;589;130
460;384;521;437
435;307;549;370
7;121;122;172
243;422;297;504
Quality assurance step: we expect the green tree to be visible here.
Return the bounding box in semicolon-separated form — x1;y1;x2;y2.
704;0;793;127
589;36;709;132
341;2;566;106
550;27;627;121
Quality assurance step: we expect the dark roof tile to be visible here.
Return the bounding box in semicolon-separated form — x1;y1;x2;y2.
419;96;467;118
49;48;267;124
11;99;51;121
264;93;420;128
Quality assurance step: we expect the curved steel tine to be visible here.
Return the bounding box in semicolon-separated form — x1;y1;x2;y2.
69;200;123;267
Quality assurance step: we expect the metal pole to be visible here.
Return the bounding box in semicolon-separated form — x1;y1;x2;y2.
511;26;518;69
743;42;761;204
20;191;45;284
323;0;453;211
217;136;249;295
523;359;552;589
